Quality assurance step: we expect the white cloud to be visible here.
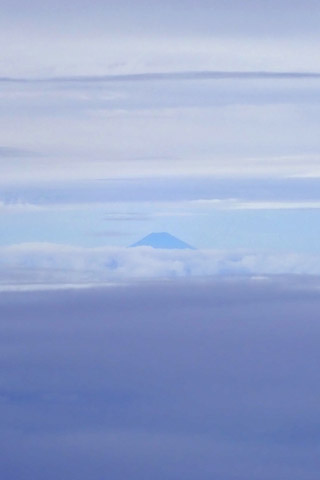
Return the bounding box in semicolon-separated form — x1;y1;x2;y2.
1;75;320;184
1;32;320;77
1;243;320;289
191;199;320;210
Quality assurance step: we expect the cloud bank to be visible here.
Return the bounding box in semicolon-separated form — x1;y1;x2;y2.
2;243;320;288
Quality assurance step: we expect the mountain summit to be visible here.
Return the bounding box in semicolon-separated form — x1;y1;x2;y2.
130;232;195;250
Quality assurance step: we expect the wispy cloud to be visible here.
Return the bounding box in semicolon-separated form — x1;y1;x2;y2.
192;199;320;210
2;70;320;83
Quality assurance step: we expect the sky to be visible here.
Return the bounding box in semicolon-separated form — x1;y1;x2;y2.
2;71;320;280
1;1;320;283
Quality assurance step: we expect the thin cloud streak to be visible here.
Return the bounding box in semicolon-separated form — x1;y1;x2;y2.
2;70;320;83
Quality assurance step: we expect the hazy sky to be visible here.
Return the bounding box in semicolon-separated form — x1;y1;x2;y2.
1;0;320;76
1;0;320;280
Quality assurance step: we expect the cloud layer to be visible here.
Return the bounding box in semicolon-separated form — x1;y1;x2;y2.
2;243;320;288
1;277;320;479
1;0;320;76
1;75;320;184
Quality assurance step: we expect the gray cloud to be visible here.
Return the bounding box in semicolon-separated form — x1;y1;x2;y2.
0;277;320;479
2;71;320;83
0;146;39;158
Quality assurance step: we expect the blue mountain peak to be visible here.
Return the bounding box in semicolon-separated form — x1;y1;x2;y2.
130;232;195;250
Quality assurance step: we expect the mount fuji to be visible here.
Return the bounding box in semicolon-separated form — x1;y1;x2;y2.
130;232;195;250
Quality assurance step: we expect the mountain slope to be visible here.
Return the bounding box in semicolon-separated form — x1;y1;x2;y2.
130;232;195;250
